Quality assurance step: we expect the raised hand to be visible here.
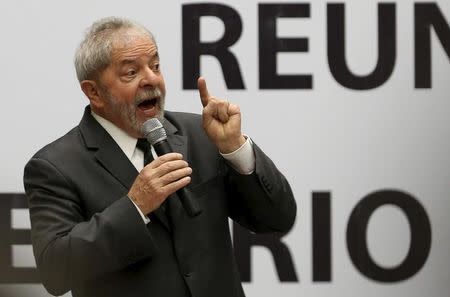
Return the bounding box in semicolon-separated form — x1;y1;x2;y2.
198;77;246;153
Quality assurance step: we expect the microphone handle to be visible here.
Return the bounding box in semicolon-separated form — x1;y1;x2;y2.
153;139;202;217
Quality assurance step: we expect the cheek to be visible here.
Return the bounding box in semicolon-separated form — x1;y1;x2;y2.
114;85;139;103
159;79;166;95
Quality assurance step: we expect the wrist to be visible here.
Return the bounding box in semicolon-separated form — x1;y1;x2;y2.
127;195;151;224
218;135;246;154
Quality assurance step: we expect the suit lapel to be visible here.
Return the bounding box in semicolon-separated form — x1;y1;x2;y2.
163;118;188;159
79;107;138;190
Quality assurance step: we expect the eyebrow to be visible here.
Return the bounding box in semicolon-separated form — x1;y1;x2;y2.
119;51;160;66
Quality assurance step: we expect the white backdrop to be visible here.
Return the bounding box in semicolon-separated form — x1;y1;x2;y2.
0;0;449;296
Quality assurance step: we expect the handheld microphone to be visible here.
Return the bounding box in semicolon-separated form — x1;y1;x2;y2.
142;118;201;217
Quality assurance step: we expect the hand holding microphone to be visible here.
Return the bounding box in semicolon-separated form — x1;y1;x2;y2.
128;119;201;218
142;119;201;217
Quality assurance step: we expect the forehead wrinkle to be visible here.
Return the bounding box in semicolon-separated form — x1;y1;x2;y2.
112;45;159;66
111;29;158;64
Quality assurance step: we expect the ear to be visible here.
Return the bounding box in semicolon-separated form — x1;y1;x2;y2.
80;80;105;109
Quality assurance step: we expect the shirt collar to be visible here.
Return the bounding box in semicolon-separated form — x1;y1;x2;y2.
91;111;138;161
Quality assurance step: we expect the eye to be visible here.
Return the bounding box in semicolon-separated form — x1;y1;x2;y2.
153;63;160;72
126;69;137;76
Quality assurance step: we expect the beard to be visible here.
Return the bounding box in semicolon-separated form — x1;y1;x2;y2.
103;87;165;137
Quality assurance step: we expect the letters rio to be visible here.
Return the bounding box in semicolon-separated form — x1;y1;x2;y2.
233;189;432;283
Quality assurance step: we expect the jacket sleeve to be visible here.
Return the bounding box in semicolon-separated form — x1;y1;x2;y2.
24;157;156;296
226;143;297;234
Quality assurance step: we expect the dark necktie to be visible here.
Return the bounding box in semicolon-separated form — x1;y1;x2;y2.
136;138;154;166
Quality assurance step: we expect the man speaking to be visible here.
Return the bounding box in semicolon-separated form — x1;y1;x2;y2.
23;17;296;297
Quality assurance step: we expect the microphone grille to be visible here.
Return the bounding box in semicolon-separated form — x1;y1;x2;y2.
142;118;167;145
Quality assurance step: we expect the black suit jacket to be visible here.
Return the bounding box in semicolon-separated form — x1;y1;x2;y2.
23;107;296;297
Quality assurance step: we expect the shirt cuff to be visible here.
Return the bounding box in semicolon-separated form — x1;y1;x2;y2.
128;196;151;224
220;136;255;175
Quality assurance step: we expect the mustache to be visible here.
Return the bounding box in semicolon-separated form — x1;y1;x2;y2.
134;88;163;105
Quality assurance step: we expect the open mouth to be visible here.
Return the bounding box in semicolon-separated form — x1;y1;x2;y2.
137;98;158;111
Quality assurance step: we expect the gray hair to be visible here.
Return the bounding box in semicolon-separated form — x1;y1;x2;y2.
74;17;155;82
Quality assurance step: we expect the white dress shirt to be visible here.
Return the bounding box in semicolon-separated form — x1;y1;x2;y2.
91;111;255;224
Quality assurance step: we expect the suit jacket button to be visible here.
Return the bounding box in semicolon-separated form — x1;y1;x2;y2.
184;272;192;277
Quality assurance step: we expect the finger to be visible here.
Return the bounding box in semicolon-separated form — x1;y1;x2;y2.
227;103;241;118
162;176;192;196
159;166;192;186
202;98;218;118
152;160;189;177
217;100;230;123
198;77;210;107
148;153;184;168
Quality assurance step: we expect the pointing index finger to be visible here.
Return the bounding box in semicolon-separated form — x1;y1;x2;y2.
198;77;210;107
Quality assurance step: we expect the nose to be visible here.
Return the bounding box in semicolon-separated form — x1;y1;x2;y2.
139;66;159;88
